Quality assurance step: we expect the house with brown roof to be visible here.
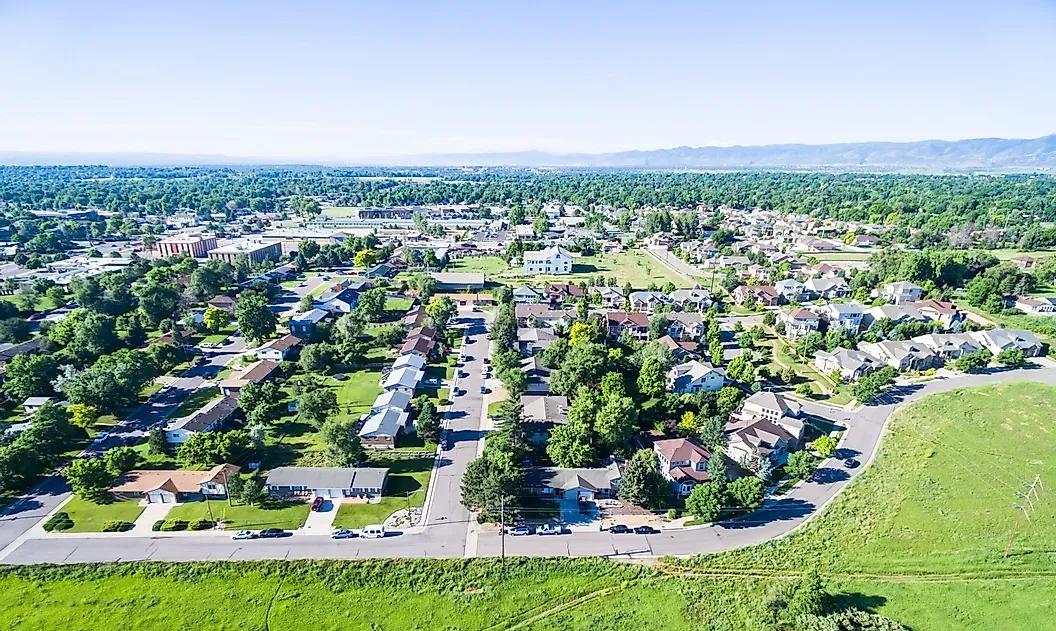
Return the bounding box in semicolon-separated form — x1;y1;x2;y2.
725;418;796;467
219;359;280;397
110;463;239;504
732;285;779;307
778;308;820;340
164;395;240;444
257;334;302;361
653;437;713;496
605;311;650;340
207;295;237;312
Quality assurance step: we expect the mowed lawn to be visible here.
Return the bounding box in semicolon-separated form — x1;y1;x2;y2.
60;497;145;532
166;500;310;530
333;457;433;529
447;249;694;289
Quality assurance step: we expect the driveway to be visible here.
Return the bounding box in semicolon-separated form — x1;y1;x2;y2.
300;501;339;533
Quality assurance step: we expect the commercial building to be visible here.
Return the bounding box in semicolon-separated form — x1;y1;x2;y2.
207;239;283;265
156;233;218;259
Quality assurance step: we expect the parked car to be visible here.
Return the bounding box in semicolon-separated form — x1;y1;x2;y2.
607;524;631;534
844;458;860;469
483;357;490;365
331;529;357;539
231;530;257;540
480;385;488;394
537;523;560;536
442;438;453;451
360;524;385;538
508;526;533;536
91;432;109;444
259;528;288;538
633;526;660;535
311;496;324;511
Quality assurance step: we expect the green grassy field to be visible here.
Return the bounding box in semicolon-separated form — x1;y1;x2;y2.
169;386;221;418
166;499;310;530
447;249;694;289
670;381;1056;629
332;457;433;529
60;497;145;532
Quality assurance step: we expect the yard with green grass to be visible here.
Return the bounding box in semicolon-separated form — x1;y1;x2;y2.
165;499;310;530
446;249;694;289
60;497;145;532
332;456;434;529
169;386;221;418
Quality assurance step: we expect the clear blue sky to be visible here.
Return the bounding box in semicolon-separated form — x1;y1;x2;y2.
2;0;1055;160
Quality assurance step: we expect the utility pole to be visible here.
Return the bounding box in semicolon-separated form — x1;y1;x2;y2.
499;495;506;573
1005;475;1044;558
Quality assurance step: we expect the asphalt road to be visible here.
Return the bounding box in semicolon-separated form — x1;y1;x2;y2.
4;349;1054;563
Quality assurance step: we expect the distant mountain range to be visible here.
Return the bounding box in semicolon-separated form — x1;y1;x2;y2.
3;134;1056;171
400;135;1056;171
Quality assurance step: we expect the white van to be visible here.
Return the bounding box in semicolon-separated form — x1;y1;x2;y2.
360;524;385;539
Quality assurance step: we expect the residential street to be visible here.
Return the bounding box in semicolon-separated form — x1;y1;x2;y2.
5;362;1053;564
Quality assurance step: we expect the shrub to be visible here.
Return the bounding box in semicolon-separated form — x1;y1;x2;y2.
102;520;132;532
43;512;73;532
666;508;681;520
159;519;188;532
189;519;215;531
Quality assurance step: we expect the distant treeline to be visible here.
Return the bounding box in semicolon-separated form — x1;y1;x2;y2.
1;166;1055;231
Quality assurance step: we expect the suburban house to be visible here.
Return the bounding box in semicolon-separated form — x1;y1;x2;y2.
288;308;330;338
970;329;1045;357
813;348;883;381
524;461;622;501
629;290;672;313
163;395;240;444
390;352;427;373
521;394;569;445
666;311;707;341
264;466;389;499
604;311;650;340
851;234;882;247
666;360;725;393
515;304;576;328
668;288;712;312
879;281;924;305
522;246;573;275
257;334;302;361
359;405;412;449
910;333;984;362
775;279;808;303
590;286;627;309
399;335;436;359
110;463;240;504
382;365;425;394
219;359;280;397
734;391;805;441
859;340;938;371
732;285;779;307
513;286;545;304
907;300;963;328
862;304;929;330
822;303;866;333
430;272;485;291
804;277;850;300
206;295;237;312
653;437;713;496
317;286;361;313
517;327;557;356
725;418;796;467
1010;255;1038;271
1013;296;1056;315
520;356;552;393
657;335;702;361
402;305;428;328
778;308;821;340
544;282;586;304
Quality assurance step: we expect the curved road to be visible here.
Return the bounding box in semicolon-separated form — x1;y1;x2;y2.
2;360;1054;564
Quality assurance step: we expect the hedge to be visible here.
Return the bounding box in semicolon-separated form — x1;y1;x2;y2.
189;519;214;531
42;512;73;532
102;520;133;532
159;520;188;532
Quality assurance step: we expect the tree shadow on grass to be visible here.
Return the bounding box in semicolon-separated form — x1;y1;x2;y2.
825;591;888;614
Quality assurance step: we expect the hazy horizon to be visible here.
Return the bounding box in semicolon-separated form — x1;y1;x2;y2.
3;1;1056;161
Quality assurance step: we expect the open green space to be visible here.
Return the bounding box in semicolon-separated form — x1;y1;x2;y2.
332;457;433;529
446;249;694;289
169;386;221;418
0;292;66;313
670;381;1056;629
60;497;145;532
166;499;310;530
383;295;414;312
